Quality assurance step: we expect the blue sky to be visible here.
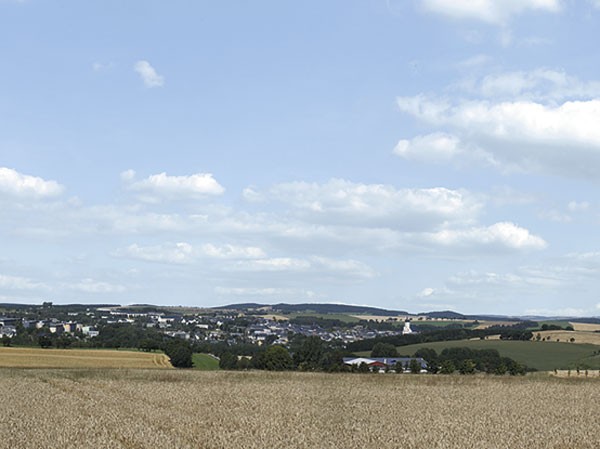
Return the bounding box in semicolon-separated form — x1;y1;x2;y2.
2;0;600;316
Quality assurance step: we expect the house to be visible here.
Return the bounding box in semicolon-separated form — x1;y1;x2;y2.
0;325;17;338
0;317;19;327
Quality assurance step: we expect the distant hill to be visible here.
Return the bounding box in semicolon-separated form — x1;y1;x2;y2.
423;310;467;319
215;303;536;322
214;302;409;316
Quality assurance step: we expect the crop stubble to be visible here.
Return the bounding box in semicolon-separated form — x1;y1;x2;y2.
0;370;598;449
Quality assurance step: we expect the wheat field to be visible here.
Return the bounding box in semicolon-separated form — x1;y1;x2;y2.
0;347;172;369
0;369;598;449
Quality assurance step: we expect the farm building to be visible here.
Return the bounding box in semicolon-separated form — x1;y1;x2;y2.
342;357;428;373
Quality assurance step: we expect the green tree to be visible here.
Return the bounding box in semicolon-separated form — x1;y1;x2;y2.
250;351;267;370
139;338;161;352
38;335;52;349
237;357;251;370
219;352;239;370
440;360;455;374
370;342;398;358
55;335;73;349
264;345;293;371
460;359;476;375
409;358;422;374
164;341;193;368
358;362;370;373
293;336;324;370
415;348;439;373
393;361;404;373
1;335;11;347
495;363;507;375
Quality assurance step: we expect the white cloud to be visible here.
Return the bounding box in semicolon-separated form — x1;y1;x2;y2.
114;242;195;264
524;307;588;317
538;209;572;223
394;133;463;163
397;94;600;178
448;270;559;289
310;256;377;279
66;278;127;293
465;69;600;101
425;222;547;251
233;256;377;279
92;61;114;72
215;287;317;298
235;257;312;272
418;287;435;297
242;186;265;203
201;244;266;259
258;179;481;231
134;60;164;88
0;274;49;291
126;172;225;200
0;167;64;199
456;54;492;69
419;0;562;25
120;169;136;182
567;201;589;212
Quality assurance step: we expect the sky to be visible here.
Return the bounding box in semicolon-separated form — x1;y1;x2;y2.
1;0;600;316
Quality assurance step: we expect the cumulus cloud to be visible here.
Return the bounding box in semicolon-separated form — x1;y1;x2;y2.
461;69;600;101
425;222;547;251
125;171;225;200
394;133;462;162
419;0;562;24
396;93;600;178
0;167;64;199
255;179;481;231
134;60;164;88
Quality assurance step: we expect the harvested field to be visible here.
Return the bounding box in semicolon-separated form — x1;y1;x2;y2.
0;369;598;449
536;330;600;345
0;347;172;369
570;322;600;332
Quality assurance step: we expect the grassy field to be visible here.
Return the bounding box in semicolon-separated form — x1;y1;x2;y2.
375;340;600;371
192;353;220;370
0;369;598;448
0;347;172;369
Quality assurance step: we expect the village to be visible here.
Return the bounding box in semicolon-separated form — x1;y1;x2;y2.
0;304;416;348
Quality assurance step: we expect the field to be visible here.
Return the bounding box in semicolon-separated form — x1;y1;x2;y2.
0;347;172;369
570;322;600;332
286;312;361;323
192;353;220;370
535;330;600;345
0;369;599;449
374;339;600;371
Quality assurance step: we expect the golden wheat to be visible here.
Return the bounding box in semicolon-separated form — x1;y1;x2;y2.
0;347;172;369
0;370;598;449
